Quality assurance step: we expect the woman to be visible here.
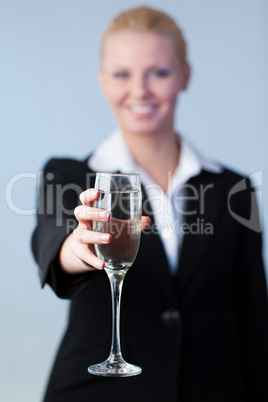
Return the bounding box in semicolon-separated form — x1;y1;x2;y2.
32;6;268;402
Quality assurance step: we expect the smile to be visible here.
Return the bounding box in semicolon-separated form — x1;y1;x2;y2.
129;105;156;114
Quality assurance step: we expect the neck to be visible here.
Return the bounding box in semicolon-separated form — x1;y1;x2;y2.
121;129;180;193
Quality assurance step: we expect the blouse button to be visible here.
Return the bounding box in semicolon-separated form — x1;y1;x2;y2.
161;308;181;328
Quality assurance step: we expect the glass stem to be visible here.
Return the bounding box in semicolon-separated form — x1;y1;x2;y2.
106;270;126;363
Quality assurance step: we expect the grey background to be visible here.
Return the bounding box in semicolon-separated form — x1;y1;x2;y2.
1;0;267;401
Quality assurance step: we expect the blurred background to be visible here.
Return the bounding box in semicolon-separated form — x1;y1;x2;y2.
0;0;267;400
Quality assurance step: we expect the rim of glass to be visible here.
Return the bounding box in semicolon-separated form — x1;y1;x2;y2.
95;172;140;177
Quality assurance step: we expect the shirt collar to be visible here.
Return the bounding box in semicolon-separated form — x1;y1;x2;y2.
88;130;222;188
88;130;136;173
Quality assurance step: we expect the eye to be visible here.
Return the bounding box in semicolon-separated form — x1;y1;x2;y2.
113;71;129;79
151;69;170;78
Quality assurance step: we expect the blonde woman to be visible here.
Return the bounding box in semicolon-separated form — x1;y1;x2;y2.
32;6;268;402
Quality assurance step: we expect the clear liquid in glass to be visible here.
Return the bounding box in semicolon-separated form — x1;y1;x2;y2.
94;190;142;271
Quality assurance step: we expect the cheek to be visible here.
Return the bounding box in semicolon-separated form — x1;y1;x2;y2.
103;83;127;108
107;93;126;110
154;82;180;104
161;88;179;108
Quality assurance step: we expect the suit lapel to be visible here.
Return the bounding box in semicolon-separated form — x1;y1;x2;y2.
140;184;178;306
175;171;223;292
88;163;223;303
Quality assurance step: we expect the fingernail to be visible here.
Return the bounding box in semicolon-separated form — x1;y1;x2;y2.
99;210;109;219
78;223;87;233
74;205;83;215
97;260;104;269
100;234;110;241
79;192;85;202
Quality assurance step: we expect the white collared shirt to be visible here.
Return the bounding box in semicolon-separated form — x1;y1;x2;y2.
89;130;222;274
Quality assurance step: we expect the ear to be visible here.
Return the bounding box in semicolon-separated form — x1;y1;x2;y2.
181;63;191;90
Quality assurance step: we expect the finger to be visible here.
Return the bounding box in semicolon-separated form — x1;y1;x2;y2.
74;226;112;245
141;216;151;231
79;188;100;206
74;205;110;222
72;243;105;270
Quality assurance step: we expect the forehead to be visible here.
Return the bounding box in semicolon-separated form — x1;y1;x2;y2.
102;31;179;67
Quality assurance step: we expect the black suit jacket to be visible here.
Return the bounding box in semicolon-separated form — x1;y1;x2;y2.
32;156;268;402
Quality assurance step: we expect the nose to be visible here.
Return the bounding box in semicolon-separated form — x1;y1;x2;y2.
131;74;151;99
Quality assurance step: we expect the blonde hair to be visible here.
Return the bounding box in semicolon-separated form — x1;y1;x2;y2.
100;6;188;66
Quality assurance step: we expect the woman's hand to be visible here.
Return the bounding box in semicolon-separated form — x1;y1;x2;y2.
59;188;150;275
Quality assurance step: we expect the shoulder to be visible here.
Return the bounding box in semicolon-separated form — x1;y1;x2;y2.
220;165;250;187
41;154;96;188
43;155;92;173
190;164;249;190
192;165;255;217
42;154;97;176
205;166;260;231
215;167;255;212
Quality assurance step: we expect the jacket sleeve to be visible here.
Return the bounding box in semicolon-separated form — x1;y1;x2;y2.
31;157;95;299
234;179;268;400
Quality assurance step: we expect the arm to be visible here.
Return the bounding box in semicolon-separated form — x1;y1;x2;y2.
234;181;268;399
31;158;111;298
32;158;150;298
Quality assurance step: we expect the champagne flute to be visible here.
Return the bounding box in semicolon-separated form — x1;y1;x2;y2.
88;173;142;377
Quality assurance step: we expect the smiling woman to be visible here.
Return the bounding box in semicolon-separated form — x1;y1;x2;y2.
98;29;190;192
99;31;190;140
31;5;268;402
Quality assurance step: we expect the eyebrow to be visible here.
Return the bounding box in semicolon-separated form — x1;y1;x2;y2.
105;62;173;70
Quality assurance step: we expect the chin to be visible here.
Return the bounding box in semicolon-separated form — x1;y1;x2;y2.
122;121;164;135
124;127;157;136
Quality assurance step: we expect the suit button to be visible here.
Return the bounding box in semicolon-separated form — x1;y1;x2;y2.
161;308;181;328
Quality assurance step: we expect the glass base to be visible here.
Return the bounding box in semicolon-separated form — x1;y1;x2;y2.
88;358;142;377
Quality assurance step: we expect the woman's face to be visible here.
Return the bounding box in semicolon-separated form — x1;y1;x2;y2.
99;31;190;137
